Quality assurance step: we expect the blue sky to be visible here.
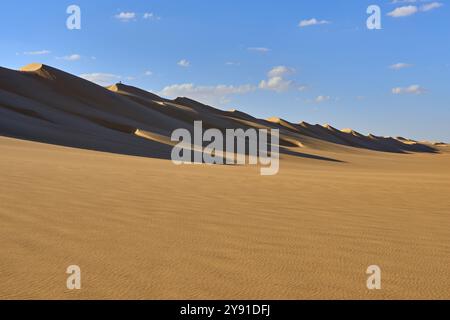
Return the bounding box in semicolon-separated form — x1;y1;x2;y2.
1;0;449;141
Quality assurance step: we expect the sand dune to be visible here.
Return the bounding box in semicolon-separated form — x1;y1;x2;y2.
1;63;444;159
0;63;449;299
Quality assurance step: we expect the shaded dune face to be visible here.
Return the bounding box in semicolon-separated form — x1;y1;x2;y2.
0;63;444;162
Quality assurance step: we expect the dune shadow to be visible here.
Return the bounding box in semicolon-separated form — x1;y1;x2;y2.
280;147;345;163
1;130;347;167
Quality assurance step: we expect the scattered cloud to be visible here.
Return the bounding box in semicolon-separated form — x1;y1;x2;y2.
389;62;413;70
390;0;419;4
259;66;296;92
388;5;418;17
144;70;153;76
143;12;161;20
177;59;190;67
115;12;136;22
225;61;240;66
57;54;81;61
388;2;443;17
79;73;121;86
299;18;330;27
421;2;443;12
267;66;295;78
259;77;293;92
115;11;161;22
23;50;51;55
248;47;270;53
315;95;331;103
163;64;302;103
160;83;255;106
392;84;425;95
298;85;308;92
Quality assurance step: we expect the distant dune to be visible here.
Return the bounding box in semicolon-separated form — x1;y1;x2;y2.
0;63;444;162
1;64;449;300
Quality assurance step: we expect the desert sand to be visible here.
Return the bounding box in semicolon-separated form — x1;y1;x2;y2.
0;64;449;299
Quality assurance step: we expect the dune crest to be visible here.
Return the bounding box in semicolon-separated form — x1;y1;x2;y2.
0;63;446;161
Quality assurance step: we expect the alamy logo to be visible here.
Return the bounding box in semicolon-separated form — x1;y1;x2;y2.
367;5;382;30
66;265;81;290
366;265;381;290
171;121;280;176
66;5;81;30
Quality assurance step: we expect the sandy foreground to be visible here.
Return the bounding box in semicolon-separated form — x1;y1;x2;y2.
1;136;449;299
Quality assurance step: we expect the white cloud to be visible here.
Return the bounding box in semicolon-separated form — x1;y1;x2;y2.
79;73;121;86
248;47;270;53
160;83;255;105
143;12;161;20
298;85;308;92
421;2;443;12
388;5;419;17
259;66;296;92
388;2;443;17
391;0;418;3
23;50;51;55
58;54;81;61
392;84;425;95
267;66;295;78
259;77;293;93
115;12;136;22
144;70;153;76
177;59;190;67
161;83;254;96
315;95;330;103
225;61;240;66
299;18;330;27
389;62;413;70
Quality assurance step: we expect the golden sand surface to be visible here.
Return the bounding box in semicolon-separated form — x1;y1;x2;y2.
1;137;449;299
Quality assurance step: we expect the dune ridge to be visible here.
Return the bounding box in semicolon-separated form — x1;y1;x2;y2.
0;63;445;162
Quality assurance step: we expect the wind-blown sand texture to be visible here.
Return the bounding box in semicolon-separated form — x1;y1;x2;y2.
1;64;449;299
